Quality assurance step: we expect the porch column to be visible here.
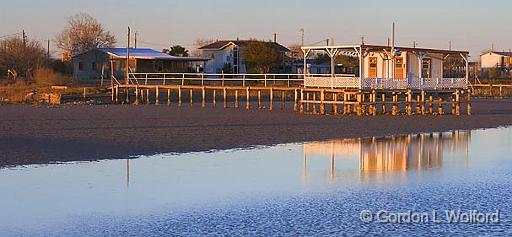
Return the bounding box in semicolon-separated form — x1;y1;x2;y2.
302;48;311;88
359;46;363;89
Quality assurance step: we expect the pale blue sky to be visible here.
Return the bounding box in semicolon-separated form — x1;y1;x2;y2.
0;0;510;59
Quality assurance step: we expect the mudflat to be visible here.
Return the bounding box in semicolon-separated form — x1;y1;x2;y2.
1;98;511;167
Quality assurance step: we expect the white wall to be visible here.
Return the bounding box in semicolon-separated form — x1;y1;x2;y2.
362;51;444;79
481;52;504;69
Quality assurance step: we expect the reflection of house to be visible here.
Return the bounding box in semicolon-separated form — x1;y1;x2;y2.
303;131;470;176
199;40;290;74
480;51;512;70
71;48;207;80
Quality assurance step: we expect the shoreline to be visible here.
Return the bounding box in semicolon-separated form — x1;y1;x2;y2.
1;98;512;167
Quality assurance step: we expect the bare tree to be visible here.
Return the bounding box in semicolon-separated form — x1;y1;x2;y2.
56;13;116;56
0;36;46;80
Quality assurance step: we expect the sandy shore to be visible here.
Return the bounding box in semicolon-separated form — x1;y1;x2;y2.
1;98;512;167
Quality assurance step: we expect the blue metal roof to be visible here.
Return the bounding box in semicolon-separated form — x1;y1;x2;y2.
98;48;207;61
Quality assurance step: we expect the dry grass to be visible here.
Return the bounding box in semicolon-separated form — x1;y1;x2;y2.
33;67;71;86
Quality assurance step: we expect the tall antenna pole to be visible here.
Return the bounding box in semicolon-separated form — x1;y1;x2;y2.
449;40;452;50
126;26;131;85
134;32;138;49
22;30;26;47
391;22;395;53
361;36;365;45
300;28;304;46
47;39;50;59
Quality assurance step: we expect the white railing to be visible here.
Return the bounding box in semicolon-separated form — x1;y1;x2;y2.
306;76;468;90
122;73;467;90
127;73;303;87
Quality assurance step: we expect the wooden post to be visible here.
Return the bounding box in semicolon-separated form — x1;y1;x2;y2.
213;90;216;108
360;92;365;115
381;93;386;114
420;91;426;115
407;91;412;115
178;86;182;107
246;88;250;110
451;92;456;115
155;86;160;105
269;88;273;111
455;90;460;116
281;91;285;110
146;89;150;104
415;95;421;114
125;88;129;104
167;89;171;106
467;90;472;115
111;85;115;103
189;89;193;106
320;90;325;115
306;92;310;112
294;89;298;112
258;90;262;109
235;90;239;109
223;88;227;109
343;93;348;115
372;91;377;116
428;95;433;114
312;92;317;114
299;89;304;113
333;93;338;115
201;87;206;108
392;92;397;116
356;92;362;116
134;86;139;105
438;97;443;115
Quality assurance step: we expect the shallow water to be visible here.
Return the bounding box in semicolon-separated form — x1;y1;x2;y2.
1;128;512;236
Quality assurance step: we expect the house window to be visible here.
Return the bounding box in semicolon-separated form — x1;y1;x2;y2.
422;58;432;78
78;62;84;71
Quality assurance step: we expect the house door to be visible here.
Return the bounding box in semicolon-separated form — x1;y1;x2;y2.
369;57;378;78
394;57;404;79
422;58;432;78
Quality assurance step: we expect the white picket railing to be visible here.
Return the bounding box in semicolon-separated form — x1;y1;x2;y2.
121;73;467;90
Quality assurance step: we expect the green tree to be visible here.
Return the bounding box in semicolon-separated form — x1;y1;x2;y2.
242;41;281;73
163;45;189;57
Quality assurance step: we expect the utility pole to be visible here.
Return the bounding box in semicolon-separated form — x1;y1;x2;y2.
361;36;365;45
47;39;50;59
449;40;452;50
22;30;26;47
326;38;330;46
300;28;304;46
126;26;131;85
134;32;138;48
413;41;416;48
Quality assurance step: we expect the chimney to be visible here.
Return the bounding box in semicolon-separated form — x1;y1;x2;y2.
273;33;277;43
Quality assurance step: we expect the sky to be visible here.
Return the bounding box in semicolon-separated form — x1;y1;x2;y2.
1;0;511;60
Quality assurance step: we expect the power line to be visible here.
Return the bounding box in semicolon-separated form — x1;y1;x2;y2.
0;31;23;39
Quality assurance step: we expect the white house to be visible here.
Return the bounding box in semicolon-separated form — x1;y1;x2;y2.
199;40;290;74
301;44;469;90
480;51;512;69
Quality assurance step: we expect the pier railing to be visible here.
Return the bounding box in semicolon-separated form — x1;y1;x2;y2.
127;73;304;87
122;73;468;90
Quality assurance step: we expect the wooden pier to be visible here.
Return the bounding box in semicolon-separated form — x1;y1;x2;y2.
112;82;471;116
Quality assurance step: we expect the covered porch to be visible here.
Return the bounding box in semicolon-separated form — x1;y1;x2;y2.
301;44;469;90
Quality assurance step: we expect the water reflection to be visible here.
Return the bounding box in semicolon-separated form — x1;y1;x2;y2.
303;131;471;179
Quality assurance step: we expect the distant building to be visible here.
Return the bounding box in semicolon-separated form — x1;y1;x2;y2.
480;51;512;70
71;48;207;81
199;40;290;74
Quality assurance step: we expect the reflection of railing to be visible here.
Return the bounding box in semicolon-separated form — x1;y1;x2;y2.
126;73;304;87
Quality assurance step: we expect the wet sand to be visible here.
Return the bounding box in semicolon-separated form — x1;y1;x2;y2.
1;99;512;167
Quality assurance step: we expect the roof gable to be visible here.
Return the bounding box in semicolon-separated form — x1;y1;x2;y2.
199;40;290;52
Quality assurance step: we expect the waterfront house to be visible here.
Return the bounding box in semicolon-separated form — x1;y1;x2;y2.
72;48;207;81
480;51;512;70
301;44;469;90
199;40;290;74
